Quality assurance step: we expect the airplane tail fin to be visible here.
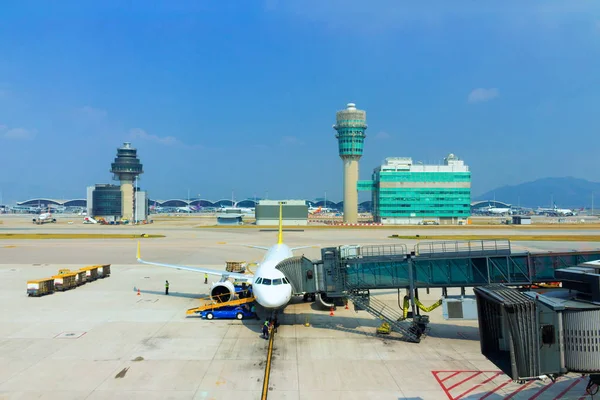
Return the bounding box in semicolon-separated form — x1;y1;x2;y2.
277;202;283;245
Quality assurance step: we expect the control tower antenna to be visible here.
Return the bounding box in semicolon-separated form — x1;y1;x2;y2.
333;103;367;224
110;142;144;222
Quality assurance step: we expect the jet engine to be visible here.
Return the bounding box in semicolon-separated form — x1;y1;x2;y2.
210;280;236;303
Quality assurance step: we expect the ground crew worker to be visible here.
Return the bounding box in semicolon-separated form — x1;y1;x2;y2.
251;304;258;320
204;273;208;284
269;318;275;334
165;280;169;295
262;320;269;339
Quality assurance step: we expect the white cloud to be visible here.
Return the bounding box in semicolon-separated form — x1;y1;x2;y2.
375;131;391;140
4;127;36;140
281;135;304;146
77;106;107;119
129;128;192;147
468;88;499;104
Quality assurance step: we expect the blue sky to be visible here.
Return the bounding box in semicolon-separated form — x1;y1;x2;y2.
1;1;600;204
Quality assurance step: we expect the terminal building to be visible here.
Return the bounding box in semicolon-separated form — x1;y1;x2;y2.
255;200;308;226
358;154;471;225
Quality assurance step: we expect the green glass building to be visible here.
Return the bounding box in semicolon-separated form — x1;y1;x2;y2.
358;154;471;225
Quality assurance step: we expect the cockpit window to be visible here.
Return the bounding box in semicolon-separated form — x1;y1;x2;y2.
262;278;272;285
273;278;282;285
283;278;290;284
255;277;262;284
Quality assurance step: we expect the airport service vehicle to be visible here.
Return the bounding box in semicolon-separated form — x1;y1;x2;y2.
137;203;316;312
200;305;255;320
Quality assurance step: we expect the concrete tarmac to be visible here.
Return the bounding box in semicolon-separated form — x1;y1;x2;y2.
0;216;596;399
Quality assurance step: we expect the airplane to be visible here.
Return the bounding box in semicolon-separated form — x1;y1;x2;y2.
553;205;576;216
308;206;323;214
33;207;56;224
309;205;334;214
536;205;576;216
136;202;316;312
484;204;512;215
219;205;254;214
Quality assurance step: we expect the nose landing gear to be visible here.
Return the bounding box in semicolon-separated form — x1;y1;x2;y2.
302;293;316;302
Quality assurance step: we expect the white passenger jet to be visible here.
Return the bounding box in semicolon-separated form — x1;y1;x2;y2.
137;203;315;311
33;207;56;224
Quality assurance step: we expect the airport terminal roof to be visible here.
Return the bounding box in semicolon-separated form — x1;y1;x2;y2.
15;197;371;210
471;200;511;208
17;198;87;207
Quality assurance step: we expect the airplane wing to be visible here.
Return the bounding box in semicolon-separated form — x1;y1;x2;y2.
136;242;252;281
291;245;320;251
242;245;270;251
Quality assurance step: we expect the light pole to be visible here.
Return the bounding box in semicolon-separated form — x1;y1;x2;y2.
134;176;138;224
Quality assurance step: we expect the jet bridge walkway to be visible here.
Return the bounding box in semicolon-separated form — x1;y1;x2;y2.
275;239;600;343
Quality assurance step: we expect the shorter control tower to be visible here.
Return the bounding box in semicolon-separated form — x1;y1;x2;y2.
110;142;144;221
333;103;367;224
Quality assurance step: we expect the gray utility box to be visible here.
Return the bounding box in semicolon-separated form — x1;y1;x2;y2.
442;296;478;320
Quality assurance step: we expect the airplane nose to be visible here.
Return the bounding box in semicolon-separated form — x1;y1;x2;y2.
254;285;291;309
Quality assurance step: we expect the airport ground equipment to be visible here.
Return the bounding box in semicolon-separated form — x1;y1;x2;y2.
376;322;391;335
187;294;255;316
225;261;246;273
59;268;87;286
474;262;600;391
52;272;77;291
197;305;256;320
27;278;55;296
97;264;111;278
73;270;87;285
275;239;600;343
80;266;99;281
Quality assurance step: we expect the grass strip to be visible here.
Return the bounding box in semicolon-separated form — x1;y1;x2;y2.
0;233;165;239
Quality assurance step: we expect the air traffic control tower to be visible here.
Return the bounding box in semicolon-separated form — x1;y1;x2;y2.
110;142;143;221
334;103;367;224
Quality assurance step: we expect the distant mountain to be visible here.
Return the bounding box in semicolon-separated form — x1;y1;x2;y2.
475;177;600;208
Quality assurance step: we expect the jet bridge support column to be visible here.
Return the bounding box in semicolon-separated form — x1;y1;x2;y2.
407;253;417;319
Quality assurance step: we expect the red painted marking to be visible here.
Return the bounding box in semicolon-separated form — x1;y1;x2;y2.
431;371;453;400
553;378;583;400
446;372;483;391
440;371;461;383
504;379;535;399
454;372;502;400
479;379;512;399
529;381;555;399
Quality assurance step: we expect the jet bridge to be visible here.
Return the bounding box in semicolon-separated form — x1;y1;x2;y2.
274;239;600;343
474;263;600;391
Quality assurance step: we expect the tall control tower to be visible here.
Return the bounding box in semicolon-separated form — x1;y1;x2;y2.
333;103;367;224
110;142;143;221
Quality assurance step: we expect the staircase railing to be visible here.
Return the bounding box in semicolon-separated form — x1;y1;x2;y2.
345;282;421;343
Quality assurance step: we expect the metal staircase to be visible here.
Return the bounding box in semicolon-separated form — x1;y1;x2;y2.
345;284;422;343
